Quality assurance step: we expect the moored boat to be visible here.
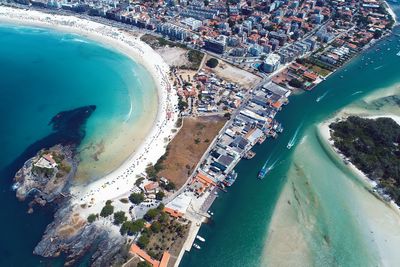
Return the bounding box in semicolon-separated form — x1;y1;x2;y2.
196;235;206;242
193;243;201;250
223;170;238;186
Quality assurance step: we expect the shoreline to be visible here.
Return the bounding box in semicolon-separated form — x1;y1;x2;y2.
385;0;398;25
317;114;400;210
0;6;179;219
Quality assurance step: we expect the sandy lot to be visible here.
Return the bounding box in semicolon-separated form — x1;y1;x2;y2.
157;46;190;67
204;55;262;88
158;116;227;188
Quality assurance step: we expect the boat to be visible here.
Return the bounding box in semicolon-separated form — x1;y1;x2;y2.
196;235;206;242
244;150;256;159
316;91;329;102
223;170;238;186
258;163;269;179
193;243;201;250
287;143;293;149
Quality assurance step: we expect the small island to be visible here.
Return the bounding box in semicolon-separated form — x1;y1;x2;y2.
14;145;76;213
329;116;400;204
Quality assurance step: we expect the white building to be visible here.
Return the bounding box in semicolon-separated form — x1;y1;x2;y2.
262;54;281;73
181;17;202;30
34;154;57;169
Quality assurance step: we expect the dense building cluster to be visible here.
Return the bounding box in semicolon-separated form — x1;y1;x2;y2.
6;0;394;75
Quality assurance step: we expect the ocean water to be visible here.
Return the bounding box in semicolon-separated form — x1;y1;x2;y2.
0;24;156;266
181;5;400;267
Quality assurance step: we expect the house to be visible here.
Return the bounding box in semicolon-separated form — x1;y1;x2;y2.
143;182;159;194
129;245;171;267
34;154;58;169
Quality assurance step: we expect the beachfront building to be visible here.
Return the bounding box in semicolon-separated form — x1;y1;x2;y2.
164;193;192;218
262;54;281;73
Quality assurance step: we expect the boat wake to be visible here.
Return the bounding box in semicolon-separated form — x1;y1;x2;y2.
267;158;280;172
351;91;363;96
374;65;383;70
287;123;303;149
316;91;329;102
258;155;280;179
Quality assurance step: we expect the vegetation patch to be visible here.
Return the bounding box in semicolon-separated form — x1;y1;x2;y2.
100;201;114;217
330;116;400;203
206;58;219;68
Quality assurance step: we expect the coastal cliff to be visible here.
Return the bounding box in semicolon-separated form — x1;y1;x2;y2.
33;204;126;266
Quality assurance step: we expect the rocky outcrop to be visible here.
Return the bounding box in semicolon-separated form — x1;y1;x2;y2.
33;204;125;267
13;144;76;212
12;105;127;266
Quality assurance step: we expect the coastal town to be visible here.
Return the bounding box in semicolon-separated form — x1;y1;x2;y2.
1;0;397;266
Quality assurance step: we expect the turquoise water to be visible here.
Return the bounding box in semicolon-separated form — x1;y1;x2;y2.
181;5;400;267
0;24;156;265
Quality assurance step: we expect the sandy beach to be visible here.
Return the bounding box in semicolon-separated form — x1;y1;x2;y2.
0;6;179;220
263;116;400;266
317;116;400;265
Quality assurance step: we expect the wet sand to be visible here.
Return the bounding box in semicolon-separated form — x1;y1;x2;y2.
263;86;400;266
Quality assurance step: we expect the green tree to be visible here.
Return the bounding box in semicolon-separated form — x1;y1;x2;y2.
100;202;114;217
156;191;165;200
129;192;145;204
206;58;219;68
178;98;189;112
144;208;160;222
120;219;146;236
158;211;168;223
113;211;127;225
87;214;97;223
137;234;150;249
164;182;176;191
150;221;162;233
145;163;158;180
135;177;145;187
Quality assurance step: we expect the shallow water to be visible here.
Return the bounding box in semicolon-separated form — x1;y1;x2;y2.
181;9;400;267
0;24;156;266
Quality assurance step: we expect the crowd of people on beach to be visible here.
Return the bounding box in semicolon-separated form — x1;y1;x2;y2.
0;7;179;215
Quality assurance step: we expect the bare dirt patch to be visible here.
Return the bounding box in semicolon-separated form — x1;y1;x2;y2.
158;116;227;188
203;55;262;88
157;47;190;67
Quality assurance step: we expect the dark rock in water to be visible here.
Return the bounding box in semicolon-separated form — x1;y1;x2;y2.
33;203;125;267
49;105;96;145
11;105;125;266
5;105;96;180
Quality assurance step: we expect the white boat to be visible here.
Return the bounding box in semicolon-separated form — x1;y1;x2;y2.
193;243;201;249
196;235;206;242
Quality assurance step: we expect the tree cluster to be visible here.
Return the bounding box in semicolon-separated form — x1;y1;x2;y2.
330;116;400;203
